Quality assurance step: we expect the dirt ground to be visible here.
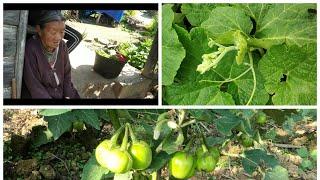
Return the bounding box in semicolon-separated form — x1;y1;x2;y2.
67;20;142;44
66;18;154;98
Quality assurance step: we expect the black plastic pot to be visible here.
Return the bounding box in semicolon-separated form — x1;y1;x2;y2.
93;52;126;79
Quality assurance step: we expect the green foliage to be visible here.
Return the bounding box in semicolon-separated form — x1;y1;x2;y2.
31;127;53;147
26;109;316;179
162;4;186;85
297;147;317;171
264;166;289;180
145;152;171;172
38;109;71;116
117;38;152;70
81;156;109;180
162;3;317;105
297;147;309;158
242;149;279;174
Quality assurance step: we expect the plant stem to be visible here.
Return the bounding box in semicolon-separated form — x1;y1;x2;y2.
110;125;125;145
221;150;242;158
120;125;129;151
199;122;211;133
181;119;196;128
200;67;251;84
178;109;186;125
246;51;257;105
157;111;171;121
127;123;137;143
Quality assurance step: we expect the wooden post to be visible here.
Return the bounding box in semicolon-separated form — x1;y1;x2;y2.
14;10;28;98
141;30;158;79
11;78;17;99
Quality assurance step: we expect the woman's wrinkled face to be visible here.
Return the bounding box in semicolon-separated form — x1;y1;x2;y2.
38;21;65;52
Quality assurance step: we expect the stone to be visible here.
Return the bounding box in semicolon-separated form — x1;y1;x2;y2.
39;165;56;179
16;159;39;176
26;171;41;180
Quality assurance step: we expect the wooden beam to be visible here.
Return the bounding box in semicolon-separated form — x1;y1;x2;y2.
4;10;20;26
3;25;17;58
15;10;28;98
3;59;15;89
142;30;158;79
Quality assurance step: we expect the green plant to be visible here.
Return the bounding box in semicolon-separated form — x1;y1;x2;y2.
30;109;316;179
96;49;127;63
297;147;316;171
117;39;152;70
162;3;316;105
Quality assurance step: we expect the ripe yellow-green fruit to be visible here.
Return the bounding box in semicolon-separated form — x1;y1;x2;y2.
169;151;195;179
128;141;152;170
95;140;116;168
105;148;133;174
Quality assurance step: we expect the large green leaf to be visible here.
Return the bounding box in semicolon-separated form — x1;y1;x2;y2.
242;149;279;175
30;126;53;147
235;3;271;24
254;4;316;48
164;81;235;105
174;27;217;82
264;166;289;180
214;112;242;136
162;4;186;85
259;44;316;105
181;4;216;26
214;52;269;105
114;172;133;180
44;111;75;140
81;155;109;180
74;109;100;130
38;109;71;116
146;152;171;172
201;6;252;39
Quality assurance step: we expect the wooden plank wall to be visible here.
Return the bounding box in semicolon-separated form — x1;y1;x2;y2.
3;10;28;98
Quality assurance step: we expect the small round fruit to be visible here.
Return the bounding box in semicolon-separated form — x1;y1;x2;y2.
196;147;219;172
169;151;195;179
73;121;84;131
256;113;267;125
95;140;114;168
241;134;254;147
105;148;133;174
128;141;152;170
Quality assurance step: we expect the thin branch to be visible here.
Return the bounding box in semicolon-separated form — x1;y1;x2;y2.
199;122;211;133
50;153;70;175
273;143;302;149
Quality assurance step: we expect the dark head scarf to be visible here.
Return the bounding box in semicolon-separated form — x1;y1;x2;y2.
37;10;66;26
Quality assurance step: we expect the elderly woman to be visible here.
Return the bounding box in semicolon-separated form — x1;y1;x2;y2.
23;10;80;99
